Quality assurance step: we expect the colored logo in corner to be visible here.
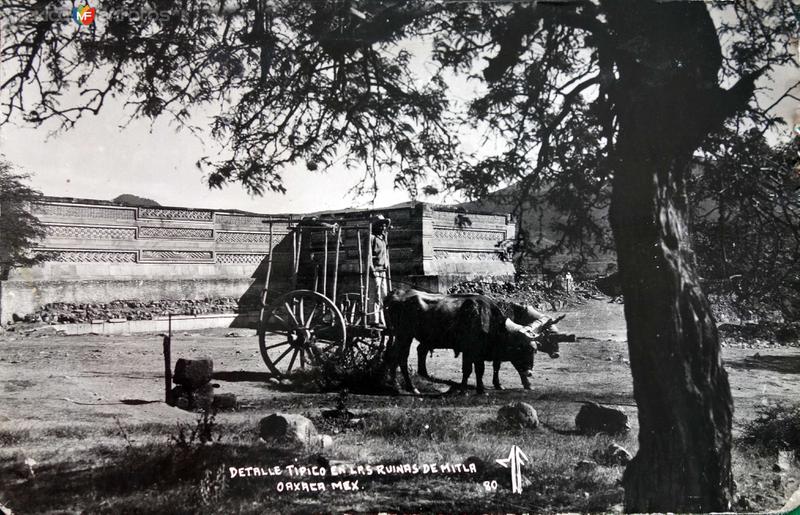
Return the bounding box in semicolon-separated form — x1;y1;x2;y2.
496;445;529;494
72;3;96;26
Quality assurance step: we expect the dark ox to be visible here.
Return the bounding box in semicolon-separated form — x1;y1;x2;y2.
384;290;563;394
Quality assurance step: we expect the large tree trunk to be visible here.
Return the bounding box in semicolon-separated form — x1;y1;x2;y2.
605;2;740;512
611;142;734;513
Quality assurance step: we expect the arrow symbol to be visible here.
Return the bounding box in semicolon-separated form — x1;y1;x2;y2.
496;445;529;494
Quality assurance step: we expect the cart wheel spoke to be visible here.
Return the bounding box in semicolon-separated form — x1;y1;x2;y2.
272;346;294;366
298;298;305;326
286;349;299;373
305;305;319;328
269;313;291;329
263;340;292;351
284;302;301;327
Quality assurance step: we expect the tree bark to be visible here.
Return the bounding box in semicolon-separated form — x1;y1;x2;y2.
611;140;734;514
605;2;736;512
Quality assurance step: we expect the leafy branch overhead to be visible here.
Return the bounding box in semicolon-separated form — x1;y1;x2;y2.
2;1;792;261
1;0;458;197
2;1;798;511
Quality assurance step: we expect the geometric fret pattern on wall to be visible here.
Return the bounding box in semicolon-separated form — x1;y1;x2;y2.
216;231;288;244
217;253;269;264
34;203;136;220
433;228;506;241
139;207;213;221
140;250;214;262
46;225;136;240
139;227;214;239
48;250;138;262
433;250;501;261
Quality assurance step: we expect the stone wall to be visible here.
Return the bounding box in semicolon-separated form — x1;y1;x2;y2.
0;198;515;323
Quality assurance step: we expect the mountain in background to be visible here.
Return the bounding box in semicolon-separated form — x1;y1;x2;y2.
458;183;616;276
112;194;161;207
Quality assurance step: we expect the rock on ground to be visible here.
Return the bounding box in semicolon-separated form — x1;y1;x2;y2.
497;402;539;429
212;392;238;411
592;443;633;466
170;385;192;410
575;402;630;434
173;357;213;388
169;383;215;412
259;413;330;449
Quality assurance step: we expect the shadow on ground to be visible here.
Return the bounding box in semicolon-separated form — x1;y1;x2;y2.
212;371;275;382
727;354;800;374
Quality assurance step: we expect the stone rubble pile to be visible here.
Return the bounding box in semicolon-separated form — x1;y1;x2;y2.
8;297;258;325
448;279;604;313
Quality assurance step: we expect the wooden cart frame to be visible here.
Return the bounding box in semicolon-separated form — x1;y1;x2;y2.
257;217;391;376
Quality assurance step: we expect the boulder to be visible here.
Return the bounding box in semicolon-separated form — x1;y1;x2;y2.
173;357;213;388
497;402;539;429
575;402;630;434
212;393;238;411
592;443;633;466
169;383;214;412
259;413;326;449
170;385;191;410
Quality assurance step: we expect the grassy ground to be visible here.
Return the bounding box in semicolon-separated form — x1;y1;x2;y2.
1;300;799;513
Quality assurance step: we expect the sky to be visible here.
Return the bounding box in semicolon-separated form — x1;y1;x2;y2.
1;7;797;215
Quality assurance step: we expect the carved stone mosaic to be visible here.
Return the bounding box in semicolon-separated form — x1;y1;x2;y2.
216;231;288;244
432;210;508;226
47;250;137;263
33;203;136;220
139;207;213;221
46;225;136;240
217;253;269;264
139;226;214;240
216;214;290;228
140;250;214;262
433;250;501;261
433;228;505;241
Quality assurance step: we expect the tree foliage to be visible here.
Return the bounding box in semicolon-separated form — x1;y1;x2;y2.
2;1;798;511
0;161;48;278
691;130;800;319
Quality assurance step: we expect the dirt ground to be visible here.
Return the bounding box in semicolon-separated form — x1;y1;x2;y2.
1;299;799;513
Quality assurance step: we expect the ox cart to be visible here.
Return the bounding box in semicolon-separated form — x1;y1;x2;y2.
256;216;391;376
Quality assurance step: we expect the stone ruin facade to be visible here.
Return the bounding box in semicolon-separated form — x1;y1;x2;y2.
0;197;516;326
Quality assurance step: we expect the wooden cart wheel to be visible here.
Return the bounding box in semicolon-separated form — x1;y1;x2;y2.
258;290;347;377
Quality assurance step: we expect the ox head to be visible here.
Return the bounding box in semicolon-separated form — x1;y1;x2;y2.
504;319;537;378
506;318;561;359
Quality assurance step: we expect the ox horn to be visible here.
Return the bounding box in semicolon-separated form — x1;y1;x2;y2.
505;318;524;333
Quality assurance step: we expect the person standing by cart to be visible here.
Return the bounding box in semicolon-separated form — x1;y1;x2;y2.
369;215;391;327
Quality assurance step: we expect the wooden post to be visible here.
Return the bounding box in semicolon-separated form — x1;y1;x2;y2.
163;314;172;404
332;225;341;305
323;230;328;298
385;227;392;291
357;229;364;325
296;230;303;280
291;229;298;290
365;221;373;327
261;222;274;307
